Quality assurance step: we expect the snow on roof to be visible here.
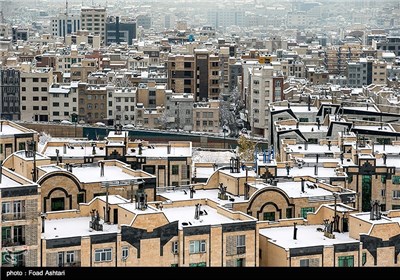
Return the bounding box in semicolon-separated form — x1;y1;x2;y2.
273;106;318;113
259;224;357;249
43;216;119;239
219;168;257;178
276;166;337;178
70;165;140;183
162;204;245;229
373;145;400;154
353;125;395;132
352;212;394;225
126;145;191;157
343;106;379;113
96;195;129;205
14;150;49;160
0;123;28;135
159;188;246;205
192;149;236;164
273;181;334;199
107;131;128;138
119;203;158;214
43;144;106;157
283;125;328;132
286;144;340;154
0;175;22;188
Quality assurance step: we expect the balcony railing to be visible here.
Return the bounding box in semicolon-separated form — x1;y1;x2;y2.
237;246;246;255
58;262;81;267
2;212;26;221
2;238;26;247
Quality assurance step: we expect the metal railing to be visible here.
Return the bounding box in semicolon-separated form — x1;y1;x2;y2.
2;212;26;221
2;237;26;247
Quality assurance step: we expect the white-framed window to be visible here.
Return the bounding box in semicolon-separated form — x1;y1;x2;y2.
172;241;178;255
66;251;75;264
2;202;11;214
189;240;206;254
122;247;129;260
393;190;400;199
236;235;246;254
94;248;112;262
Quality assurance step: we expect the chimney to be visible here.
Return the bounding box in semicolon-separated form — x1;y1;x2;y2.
327;140;331;151
0;162;2;184
293;222;298;240
317;118;320;130
316;154;319;163
167;144;171;154
194;203;201;220
56;149;60;165
314;164;318;176
383;153;387;165
301;178;305;193
99;161;105;177
307;95;311;111
63;143;67;154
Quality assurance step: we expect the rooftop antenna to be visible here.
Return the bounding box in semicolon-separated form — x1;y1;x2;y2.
65;0;68;16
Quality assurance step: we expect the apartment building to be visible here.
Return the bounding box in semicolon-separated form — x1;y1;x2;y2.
248;65;284;137
50;13;81;38
77;83;107;124
41;193;258;267
107;85;136;126
192;100;220;133
166;54;195;95
0;68;20;120
0;120;38;162
0;166;41;267
48;82;79;122
20;64;54;122
70;58;98;82
164;91;194;131
373;36;400;56
80;7;107;44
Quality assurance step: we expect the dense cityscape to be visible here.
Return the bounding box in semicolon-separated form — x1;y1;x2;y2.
0;0;400;269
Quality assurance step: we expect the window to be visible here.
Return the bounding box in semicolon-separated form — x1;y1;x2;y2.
41;87;47;91
189;240;206;254
66;251;75;264
77;193;84;204
41;96;47;101
286;208;293;219
172;241;178;255
2;202;11;214
393;205;400;210
236;235;245;254
41;78;47;82
53;102;60;107
94;248;112;262
381;174;387;183
122;247;129;260
381;189;386;197
172;165;179;175
51;197;65;211
362;252;367;266
263;212;275;221
300;258;319;267
33;78;39;82
338;256;354;267
33;96;39;101
392;176;400;185
299;118;308;122
300;207;315;219
33;87;39;91
18;142;25;151
393;190;400;199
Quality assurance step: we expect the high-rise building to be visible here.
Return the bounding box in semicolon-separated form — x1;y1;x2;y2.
50;13;81;38
80;7;107;44
0;68;20;120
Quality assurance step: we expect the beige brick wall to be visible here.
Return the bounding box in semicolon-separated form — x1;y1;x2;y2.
322;246;334;267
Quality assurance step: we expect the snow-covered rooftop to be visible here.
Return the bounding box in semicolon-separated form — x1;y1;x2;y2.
126;145;191;157
158;188;246;205
192;149;236;164
14;150;49;160
0;123;29;135
0;175;22;188
286;144;340;154
273;106;318;113
352;212;395;225
276;166;337;178
162;204;246;229
43;143;106;158
259;224;357;249
43;216;119;239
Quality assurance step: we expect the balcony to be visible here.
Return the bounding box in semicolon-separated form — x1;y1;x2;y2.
236;246;246;255
59;262;81;267
2;212;26;221
2;237;26;247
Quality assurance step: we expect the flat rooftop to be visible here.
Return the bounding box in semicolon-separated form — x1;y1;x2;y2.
259;224;357;249
269;181;334;199
286;144;340;154
273;106;318;113
162;204;246;229
351;212;396;225
0;123;30;135
39;164;144;183
126;145;191;157
42;143;106;157
42;216;119;239
276;166;338;178
158;188;246;204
